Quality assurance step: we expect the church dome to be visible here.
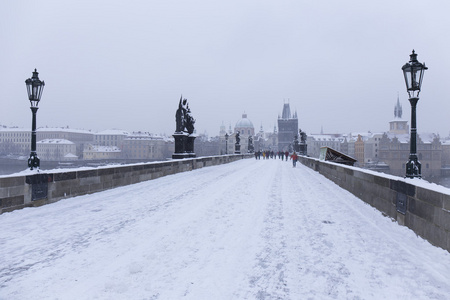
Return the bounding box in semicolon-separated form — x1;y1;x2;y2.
235;113;255;137
235;113;254;129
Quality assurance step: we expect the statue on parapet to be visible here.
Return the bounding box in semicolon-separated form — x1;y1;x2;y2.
234;131;241;154
299;129;307;143
185;102;195;134
299;129;308;156
175;96;195;134
173;95;196;159
175;97;185;133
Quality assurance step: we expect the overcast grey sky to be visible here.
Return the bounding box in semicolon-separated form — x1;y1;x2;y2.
1;0;449;136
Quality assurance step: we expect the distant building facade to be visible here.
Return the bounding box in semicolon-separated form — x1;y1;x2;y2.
378;133;442;178
37;139;77;161
307;133;343;159
354;135;365;166
94;130;129;148
363;133;383;167
0;127;30;156
0;126;93;157
0;126;176;162
253;125;278;152
83;144;122;160
195;134;221;157
122;132;171;160
37;127;94;157
375;97;443;178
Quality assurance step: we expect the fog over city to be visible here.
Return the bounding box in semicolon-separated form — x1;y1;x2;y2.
1;0;449;136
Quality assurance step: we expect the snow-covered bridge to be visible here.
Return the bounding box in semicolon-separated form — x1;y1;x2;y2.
1;159;450;299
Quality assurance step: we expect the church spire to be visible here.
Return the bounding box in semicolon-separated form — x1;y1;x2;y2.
394;93;403;119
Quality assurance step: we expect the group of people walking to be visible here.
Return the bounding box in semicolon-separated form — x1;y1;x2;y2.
254;150;299;167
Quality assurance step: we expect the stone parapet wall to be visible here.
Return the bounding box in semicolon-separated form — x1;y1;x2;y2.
298;155;450;253
0;154;252;214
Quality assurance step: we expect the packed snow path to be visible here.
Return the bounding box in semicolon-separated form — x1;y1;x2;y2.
1;159;450;299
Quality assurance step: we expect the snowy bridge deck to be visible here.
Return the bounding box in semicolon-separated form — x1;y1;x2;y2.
1;159;450;299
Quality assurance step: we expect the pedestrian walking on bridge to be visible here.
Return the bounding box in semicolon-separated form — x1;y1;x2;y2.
290;151;298;167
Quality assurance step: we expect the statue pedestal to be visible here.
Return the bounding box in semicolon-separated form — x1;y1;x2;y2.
172;132;196;159
186;135;196;158
299;143;307;156
235;144;241;154
172;153;190;159
173;133;189;159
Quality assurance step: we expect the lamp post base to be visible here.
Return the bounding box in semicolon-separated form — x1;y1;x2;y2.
406;157;421;178
28;153;40;170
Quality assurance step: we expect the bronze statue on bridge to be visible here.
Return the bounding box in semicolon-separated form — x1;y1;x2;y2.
173;96;196;159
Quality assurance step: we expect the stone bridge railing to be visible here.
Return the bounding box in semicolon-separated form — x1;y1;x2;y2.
1;154;252;214
298;155;450;253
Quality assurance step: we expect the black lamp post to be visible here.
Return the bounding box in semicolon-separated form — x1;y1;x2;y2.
225;133;229;155
402;50;427;178
25;69;45;170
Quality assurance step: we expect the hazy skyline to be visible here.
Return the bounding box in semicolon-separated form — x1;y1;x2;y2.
2;0;450;136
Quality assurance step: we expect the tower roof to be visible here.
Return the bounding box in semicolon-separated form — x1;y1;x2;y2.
281;103;291;119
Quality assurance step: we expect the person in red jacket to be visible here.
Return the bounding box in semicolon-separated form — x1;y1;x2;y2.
290;151;298;167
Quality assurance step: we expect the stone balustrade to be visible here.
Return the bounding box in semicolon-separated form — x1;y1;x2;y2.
1;154;251;214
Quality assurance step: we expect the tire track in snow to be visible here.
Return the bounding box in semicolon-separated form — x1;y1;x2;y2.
282;163;355;299
247;161;290;299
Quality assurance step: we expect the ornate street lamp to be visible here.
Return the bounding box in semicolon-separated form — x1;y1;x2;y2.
402;50;427;178
225;133;229;155
25;69;45;170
